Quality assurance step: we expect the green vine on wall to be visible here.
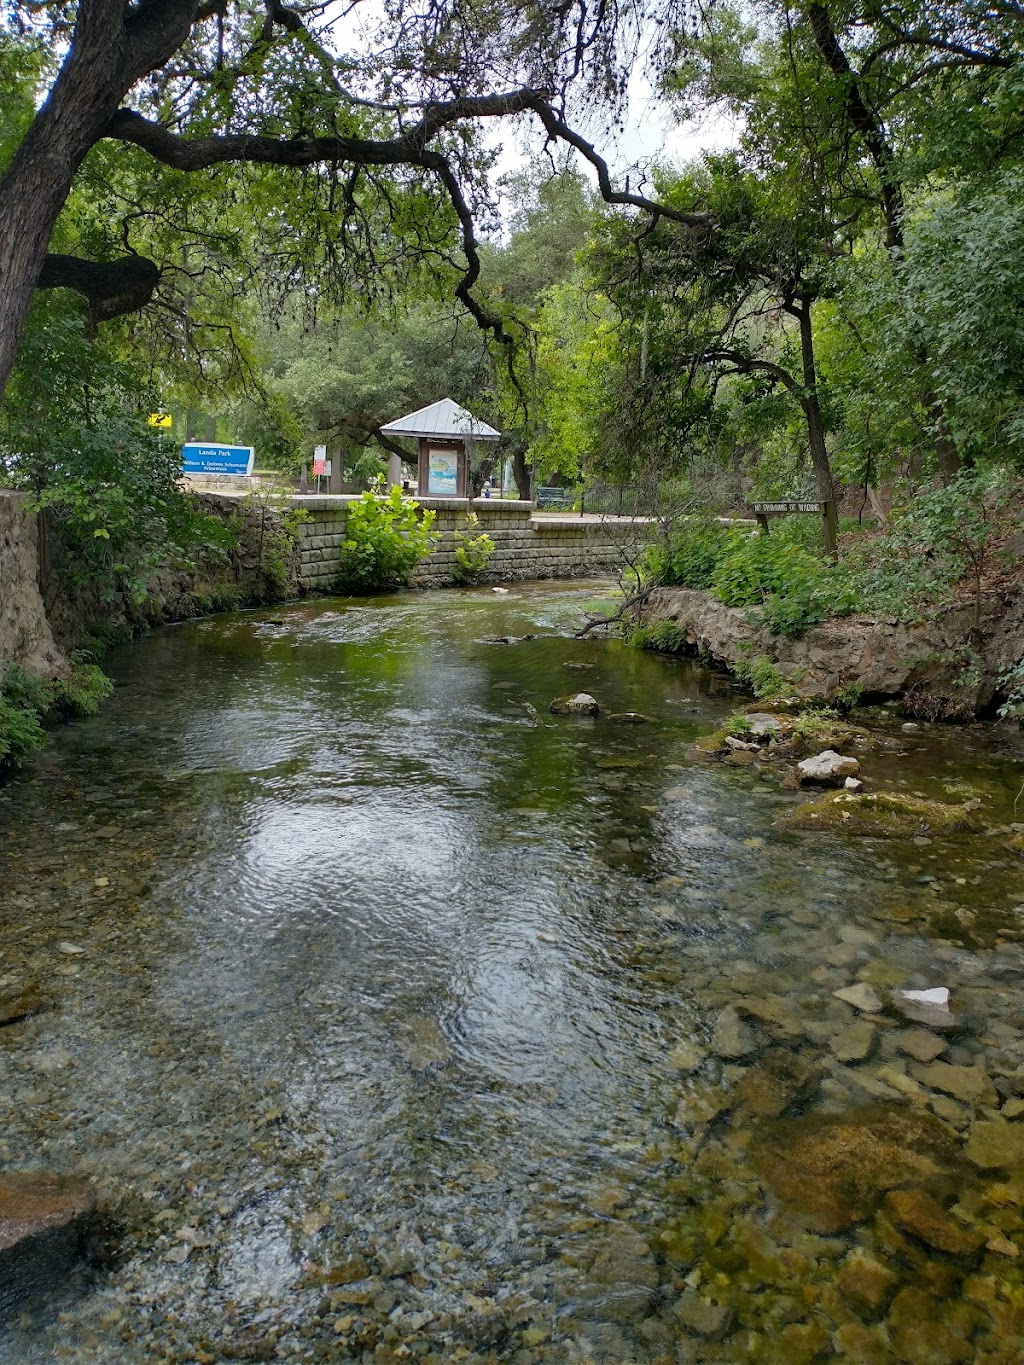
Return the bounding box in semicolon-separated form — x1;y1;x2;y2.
453;513;496;583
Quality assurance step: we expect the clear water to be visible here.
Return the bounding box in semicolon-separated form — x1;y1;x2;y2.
1;582;1023;1363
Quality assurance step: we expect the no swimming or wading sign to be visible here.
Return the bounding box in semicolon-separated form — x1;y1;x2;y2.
181;443;255;476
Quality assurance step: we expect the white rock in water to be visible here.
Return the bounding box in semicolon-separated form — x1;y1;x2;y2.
491;587;510;594
549;693;600;716
797;750;861;785
844;776;864;791
725;736;759;752
897;987;950;1010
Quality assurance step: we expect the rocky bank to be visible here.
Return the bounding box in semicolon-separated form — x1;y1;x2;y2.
638;585;1024;718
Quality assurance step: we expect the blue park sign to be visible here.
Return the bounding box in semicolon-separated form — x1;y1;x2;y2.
181;442;255;476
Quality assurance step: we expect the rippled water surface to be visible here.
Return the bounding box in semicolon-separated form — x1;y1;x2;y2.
2;582;1024;1363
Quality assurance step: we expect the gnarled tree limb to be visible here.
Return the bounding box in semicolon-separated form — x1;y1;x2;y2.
37;252;161;328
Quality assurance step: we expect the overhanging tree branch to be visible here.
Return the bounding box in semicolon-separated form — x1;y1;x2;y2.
38;252;161;327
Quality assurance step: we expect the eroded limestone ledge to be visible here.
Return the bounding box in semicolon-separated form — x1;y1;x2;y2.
640;585;1024;716
0;491;66;678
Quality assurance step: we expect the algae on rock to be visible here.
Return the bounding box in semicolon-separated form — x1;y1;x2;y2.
778;791;982;837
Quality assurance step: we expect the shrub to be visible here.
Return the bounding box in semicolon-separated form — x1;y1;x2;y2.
642;518;742;589
855;472;1016;628
0;664;48;772
629;620;687;653
337;482;437;591
241;487;310;594
734;654;793;700
51;652;113;716
0;653;115;775
999;658;1024;725
0;691;45;770
453;513;496;582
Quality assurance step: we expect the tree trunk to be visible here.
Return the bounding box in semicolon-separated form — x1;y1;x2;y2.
920;386;963;483
794;300;838;556
0;1;128;400
510;447;532;500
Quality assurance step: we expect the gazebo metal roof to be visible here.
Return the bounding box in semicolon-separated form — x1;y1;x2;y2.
379;398;501;442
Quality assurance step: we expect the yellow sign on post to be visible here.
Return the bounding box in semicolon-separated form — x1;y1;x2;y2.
148;413;173;428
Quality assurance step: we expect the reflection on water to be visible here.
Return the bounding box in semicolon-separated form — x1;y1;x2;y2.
1;581;1024;1362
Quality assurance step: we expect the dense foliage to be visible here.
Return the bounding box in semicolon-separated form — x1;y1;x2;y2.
0;655;112;774
337;484;438;592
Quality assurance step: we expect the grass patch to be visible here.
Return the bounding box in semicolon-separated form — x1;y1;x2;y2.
779;791;982;837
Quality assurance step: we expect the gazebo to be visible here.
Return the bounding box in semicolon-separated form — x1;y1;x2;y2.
379;398;501;497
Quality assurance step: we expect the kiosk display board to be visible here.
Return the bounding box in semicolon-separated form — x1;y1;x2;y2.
427;448;459;495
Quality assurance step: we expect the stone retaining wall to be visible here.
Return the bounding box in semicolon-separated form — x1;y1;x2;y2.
1;489;646;676
294;496;645;591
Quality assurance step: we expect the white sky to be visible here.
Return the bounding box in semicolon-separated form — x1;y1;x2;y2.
335;0;739;195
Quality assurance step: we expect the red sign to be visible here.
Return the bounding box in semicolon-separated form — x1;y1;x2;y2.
312;457;326;477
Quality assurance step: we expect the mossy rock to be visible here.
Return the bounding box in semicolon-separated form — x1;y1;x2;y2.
694;711;763;755
1009;833;1024;855
694;728;733;755
778;791;981;838
752;1105;963;1234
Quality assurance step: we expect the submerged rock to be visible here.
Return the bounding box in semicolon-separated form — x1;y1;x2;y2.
668;1040;706;1073
834;983;884;1014
909;1060;997;1107
397;1016;451;1070
711;1006;759;1060
0;1171;97;1310
896;1028;948;1063
606;712;656;725
837;1250;900;1319
883;1188;985;1258
580;1229;659;1322
797;750;861;786
0;1173;96;1254
549;693;599;717
830;1019;878;1063
734;1047;819;1118
0;986;47;1027
673;1289;733;1340
964;1118;1024;1171
752;1105;962;1234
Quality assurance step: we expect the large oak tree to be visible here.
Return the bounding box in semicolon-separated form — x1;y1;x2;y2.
0;0;704;401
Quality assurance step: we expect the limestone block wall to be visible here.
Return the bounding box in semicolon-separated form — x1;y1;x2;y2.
292;496;650;590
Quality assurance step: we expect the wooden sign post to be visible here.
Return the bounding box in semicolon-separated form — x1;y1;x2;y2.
752;499;838;558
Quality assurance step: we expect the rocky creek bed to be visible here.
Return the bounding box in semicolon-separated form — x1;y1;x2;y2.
2;581;1024;1363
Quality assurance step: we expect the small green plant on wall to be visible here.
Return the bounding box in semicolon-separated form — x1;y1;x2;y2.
241;485;310;595
453;513;495;583
338;480;437;591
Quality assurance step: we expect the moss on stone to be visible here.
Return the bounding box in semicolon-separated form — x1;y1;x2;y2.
778;790;982;837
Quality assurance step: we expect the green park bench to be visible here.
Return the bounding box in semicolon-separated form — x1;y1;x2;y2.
536;486;570;509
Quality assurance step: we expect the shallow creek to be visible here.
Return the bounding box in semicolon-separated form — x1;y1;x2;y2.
2;581;1024;1364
